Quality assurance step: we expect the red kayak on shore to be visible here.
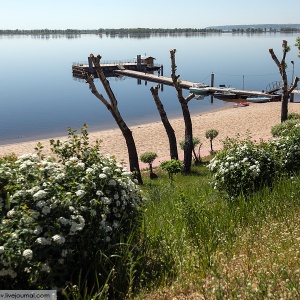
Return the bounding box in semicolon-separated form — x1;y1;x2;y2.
233;102;250;108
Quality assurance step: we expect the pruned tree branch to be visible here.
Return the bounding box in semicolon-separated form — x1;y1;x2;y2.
269;48;283;75
169;49;194;173
269;40;295;122
170;49;195;103
288;76;300;94
83;53;143;184
150;85;178;160
89;54;118;110
84;73;111;108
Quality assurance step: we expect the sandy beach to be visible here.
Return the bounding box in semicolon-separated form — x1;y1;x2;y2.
1;102;300;168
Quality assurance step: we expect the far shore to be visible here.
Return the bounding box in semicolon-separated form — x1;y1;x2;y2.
1;102;300;168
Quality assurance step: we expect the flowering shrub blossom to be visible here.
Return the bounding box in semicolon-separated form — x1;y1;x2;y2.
269;123;300;174
22;249;33;260
209;124;300;198
208;138;278;198
0;126;144;290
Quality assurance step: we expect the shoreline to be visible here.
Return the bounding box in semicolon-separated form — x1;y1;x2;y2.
1;102;300;168
0;99;234;147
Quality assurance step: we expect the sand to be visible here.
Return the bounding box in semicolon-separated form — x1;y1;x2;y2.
1;102;300;168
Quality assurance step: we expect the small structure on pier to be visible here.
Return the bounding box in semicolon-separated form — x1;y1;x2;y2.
72;54;162;79
135;55;160;71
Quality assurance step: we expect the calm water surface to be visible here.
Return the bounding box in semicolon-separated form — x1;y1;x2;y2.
0;33;299;145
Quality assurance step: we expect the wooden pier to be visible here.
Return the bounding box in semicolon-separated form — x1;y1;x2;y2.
114;69;284;99
72;60;299;99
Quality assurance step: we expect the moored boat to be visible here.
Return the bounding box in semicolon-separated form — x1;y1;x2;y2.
218;84;236;90
246;96;272;103
189;83;209;95
214;91;238;99
194;95;206;100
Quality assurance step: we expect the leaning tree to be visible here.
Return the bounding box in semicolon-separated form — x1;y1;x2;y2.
83;54;143;184
170;49;195;173
150;85;179;160
269;40;299;122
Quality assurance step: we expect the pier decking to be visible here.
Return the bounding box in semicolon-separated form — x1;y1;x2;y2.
72;61;299;98
114;69;282;98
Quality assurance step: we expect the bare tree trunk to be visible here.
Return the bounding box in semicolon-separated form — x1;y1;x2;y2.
84;54;143;184
170;49;195;174
269;40;299;122
210;139;213;153
150;85;178;160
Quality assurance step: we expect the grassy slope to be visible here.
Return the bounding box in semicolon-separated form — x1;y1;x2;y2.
134;164;300;299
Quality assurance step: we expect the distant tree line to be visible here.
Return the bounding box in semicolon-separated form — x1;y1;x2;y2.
232;27;300;33
0;28;222;36
0;29;96;35
1;27;299;36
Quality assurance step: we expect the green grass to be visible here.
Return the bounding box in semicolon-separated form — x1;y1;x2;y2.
132;165;300;299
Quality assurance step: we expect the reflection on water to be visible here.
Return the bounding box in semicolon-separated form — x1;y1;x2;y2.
0;33;299;144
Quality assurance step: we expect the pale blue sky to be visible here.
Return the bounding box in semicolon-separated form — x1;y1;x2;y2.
1;0;299;30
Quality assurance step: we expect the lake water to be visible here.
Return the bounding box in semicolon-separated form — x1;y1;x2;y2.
0;32;299;145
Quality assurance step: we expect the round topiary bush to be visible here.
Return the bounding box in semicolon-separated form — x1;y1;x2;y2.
160;159;183;181
205;129;219;153
140;151;158;178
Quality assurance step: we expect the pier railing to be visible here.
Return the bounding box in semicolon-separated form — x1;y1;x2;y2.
265;81;283;93
72;59;136;66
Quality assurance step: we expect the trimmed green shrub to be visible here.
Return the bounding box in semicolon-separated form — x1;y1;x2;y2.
179;137;202;163
160;159;183;181
205;129;219;153
140;152;158;178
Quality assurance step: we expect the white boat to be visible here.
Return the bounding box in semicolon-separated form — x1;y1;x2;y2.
246;96;272;103
189;83;209;95
218;84;235;90
194;95;205;100
213;84;237;99
214;91;238;99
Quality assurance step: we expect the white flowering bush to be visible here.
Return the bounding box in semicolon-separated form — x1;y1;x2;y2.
271;119;300;137
208;138;279;198
0;125;144;291
269;124;300;174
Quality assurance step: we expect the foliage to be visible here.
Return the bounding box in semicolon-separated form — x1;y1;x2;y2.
208;137;279;198
179;137;202;163
209;125;300;198
160;159;183;181
140;152;157;165
0;125;144;296
268;130;300;174
205;129;219;153
287;112;300;120
140;152;158;179
271;119;300;137
205;129;219;140
0;153;17;164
